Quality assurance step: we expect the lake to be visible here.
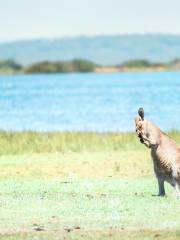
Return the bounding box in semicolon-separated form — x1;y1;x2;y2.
0;72;180;132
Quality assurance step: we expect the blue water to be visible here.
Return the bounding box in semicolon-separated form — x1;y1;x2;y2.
0;72;180;132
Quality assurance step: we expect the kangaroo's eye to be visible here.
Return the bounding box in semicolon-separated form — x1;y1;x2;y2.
146;133;149;138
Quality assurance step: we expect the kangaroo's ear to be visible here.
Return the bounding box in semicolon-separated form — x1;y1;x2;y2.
138;107;144;121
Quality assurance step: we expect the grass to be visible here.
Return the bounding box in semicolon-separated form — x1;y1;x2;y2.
0;131;139;155
0;131;179;239
0;130;180;155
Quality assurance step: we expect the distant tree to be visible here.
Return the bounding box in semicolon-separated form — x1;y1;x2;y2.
0;59;22;70
24;59;96;74
122;59;151;68
72;59;96;72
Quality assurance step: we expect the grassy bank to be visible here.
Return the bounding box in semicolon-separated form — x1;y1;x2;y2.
0;131;180;155
0;131;139;155
0;131;179;239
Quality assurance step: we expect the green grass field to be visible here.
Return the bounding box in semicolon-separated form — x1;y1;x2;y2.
0;132;179;239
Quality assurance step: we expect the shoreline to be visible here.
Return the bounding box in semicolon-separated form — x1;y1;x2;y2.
94;66;170;73
0;67;178;76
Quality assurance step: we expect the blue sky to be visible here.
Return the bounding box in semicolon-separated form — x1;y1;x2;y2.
1;0;180;42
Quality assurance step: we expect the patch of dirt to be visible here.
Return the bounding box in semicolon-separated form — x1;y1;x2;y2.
64;227;73;233
33;224;44;231
34;227;44;231
86;194;93;199
74;226;81;230
100;193;107;197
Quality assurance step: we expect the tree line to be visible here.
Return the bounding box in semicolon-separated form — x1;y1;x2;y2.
0;59;180;75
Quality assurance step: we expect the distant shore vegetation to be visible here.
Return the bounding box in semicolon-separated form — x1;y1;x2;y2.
24;59;96;74
1;58;180;75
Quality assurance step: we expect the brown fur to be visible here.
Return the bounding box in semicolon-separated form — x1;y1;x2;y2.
135;111;180;198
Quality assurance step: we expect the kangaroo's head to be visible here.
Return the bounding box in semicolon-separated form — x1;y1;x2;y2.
135;108;161;148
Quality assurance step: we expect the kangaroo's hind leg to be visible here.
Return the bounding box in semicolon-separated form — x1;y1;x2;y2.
157;176;165;196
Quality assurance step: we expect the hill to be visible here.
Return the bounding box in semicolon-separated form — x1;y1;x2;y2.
1;34;180;65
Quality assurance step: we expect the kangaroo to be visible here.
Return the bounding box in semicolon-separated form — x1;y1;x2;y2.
135;108;180;198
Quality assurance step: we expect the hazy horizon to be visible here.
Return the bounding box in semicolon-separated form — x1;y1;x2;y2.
2;33;180;44
1;0;180;42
